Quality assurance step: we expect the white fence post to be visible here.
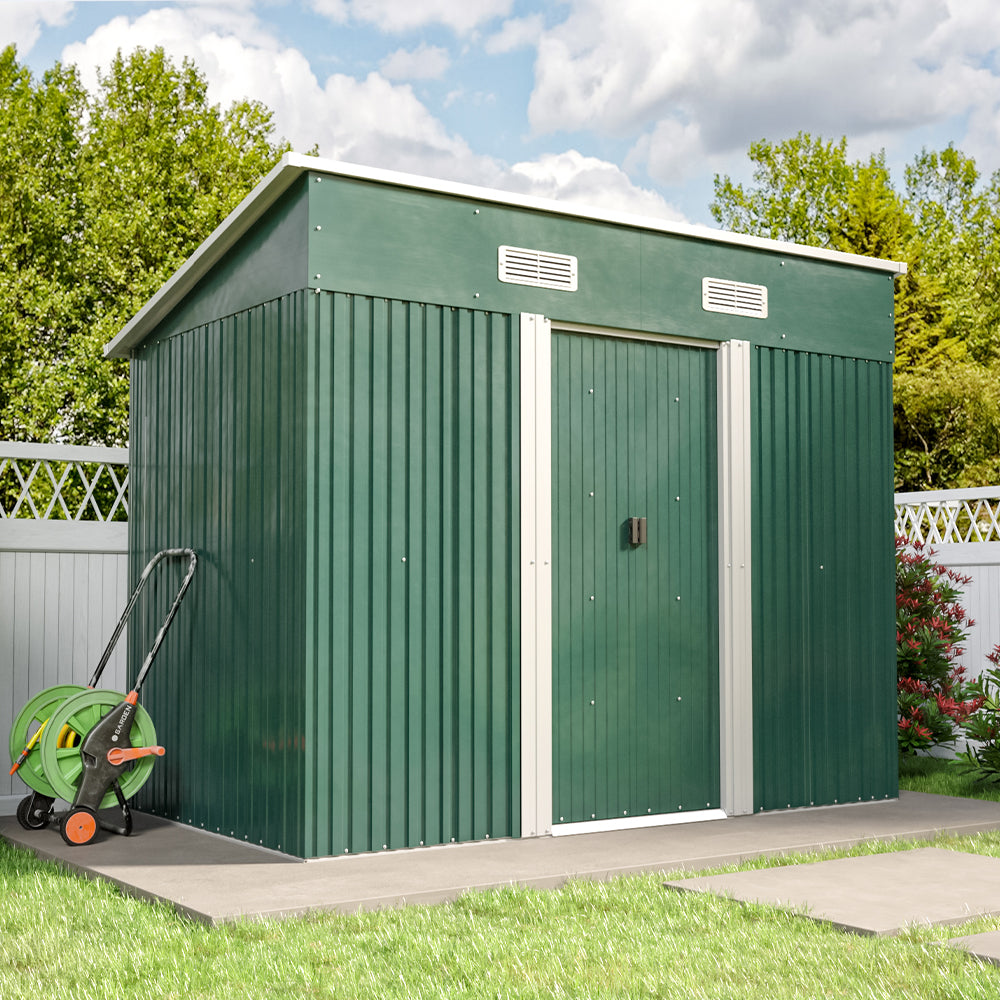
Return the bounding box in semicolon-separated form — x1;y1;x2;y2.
1;442;129;815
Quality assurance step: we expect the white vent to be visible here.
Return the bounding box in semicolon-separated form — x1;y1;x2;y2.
499;245;578;291
702;277;768;319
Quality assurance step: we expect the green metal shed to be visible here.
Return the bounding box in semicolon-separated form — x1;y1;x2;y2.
106;153;905;858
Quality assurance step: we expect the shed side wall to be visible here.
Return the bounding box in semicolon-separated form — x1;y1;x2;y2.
752;346;897;811
304;293;520;857
129;292;308;855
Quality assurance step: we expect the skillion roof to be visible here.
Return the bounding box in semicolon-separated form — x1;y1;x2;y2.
106;152;906;359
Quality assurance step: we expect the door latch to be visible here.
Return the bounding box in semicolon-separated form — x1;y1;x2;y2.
628;516;647;545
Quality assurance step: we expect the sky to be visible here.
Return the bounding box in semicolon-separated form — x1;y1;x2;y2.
3;0;1000;226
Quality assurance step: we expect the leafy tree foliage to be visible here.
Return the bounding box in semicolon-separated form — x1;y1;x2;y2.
713;132;1000;490
0;45;290;446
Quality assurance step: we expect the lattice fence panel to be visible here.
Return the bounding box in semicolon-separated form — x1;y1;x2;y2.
0;446;128;522
895;491;1000;544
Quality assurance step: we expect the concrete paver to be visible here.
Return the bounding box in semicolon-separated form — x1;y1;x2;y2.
3;791;1000;926
946;931;1000;966
665;847;1000;935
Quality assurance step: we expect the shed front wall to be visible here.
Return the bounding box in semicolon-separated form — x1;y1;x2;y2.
752;346;897;811
306;173;896;363
303;293;520;857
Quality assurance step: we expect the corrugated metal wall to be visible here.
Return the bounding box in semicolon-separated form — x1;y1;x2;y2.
550;332;719;825
129;293;308;854
752;347;897;811
304;294;520;856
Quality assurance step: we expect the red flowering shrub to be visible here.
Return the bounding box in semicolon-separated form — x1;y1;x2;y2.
896;536;983;753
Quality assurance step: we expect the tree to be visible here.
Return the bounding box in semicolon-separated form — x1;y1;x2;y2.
0;45;292;446
710;133;854;246
712;132;1000;491
0;48;88;443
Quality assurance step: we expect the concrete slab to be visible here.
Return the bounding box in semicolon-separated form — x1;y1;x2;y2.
4;791;1000;925
665;848;1000;935
946;931;1000;966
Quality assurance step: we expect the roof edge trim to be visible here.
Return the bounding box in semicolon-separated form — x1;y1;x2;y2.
106;152;907;358
104;156;305;358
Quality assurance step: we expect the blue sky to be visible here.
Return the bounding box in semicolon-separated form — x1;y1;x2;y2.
4;0;1000;226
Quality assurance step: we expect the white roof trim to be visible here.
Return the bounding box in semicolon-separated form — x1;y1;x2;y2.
105;152;907;358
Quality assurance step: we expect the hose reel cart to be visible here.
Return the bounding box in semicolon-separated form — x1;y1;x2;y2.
9;549;197;846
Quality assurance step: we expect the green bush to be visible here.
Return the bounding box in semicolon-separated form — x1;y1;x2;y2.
958;644;1000;781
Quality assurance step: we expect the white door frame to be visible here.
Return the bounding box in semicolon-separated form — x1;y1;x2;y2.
519;315;754;838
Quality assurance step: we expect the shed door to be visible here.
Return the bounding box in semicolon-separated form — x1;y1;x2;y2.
551;331;720;826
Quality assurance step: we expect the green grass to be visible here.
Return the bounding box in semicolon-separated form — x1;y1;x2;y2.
4;832;1000;999
899;754;1000;802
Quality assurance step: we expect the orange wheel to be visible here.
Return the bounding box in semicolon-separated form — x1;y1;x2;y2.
60;807;98;846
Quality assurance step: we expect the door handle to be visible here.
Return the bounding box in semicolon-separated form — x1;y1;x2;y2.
628;516;647;545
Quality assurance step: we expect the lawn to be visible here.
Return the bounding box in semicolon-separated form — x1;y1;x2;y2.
899;753;1000;803
4;828;1000;1000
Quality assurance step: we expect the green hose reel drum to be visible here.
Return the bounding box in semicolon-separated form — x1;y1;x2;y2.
9;685;158;810
8;684;86;799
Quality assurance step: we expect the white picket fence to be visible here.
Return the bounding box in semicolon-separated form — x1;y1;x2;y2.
895;487;1000;683
1;442;130;815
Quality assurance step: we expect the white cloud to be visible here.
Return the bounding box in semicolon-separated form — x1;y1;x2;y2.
310;0;513;34
54;5;687;222
526;0;1000;181
59;6;500;181
500;150;687;221
380;43;450;81
0;1;73;55
484;14;544;54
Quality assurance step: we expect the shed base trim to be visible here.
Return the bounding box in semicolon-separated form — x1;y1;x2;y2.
550;809;727;837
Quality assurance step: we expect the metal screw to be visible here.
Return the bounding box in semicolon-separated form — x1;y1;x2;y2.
675;496;680;501
589;491;594;497
676;595;681;601
315;177;322;182
315;225;322;231
590;595;595;601
474;292;480;298
474;209;480;214
314;273;321;280
590;699;595;705
588;388;594;394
